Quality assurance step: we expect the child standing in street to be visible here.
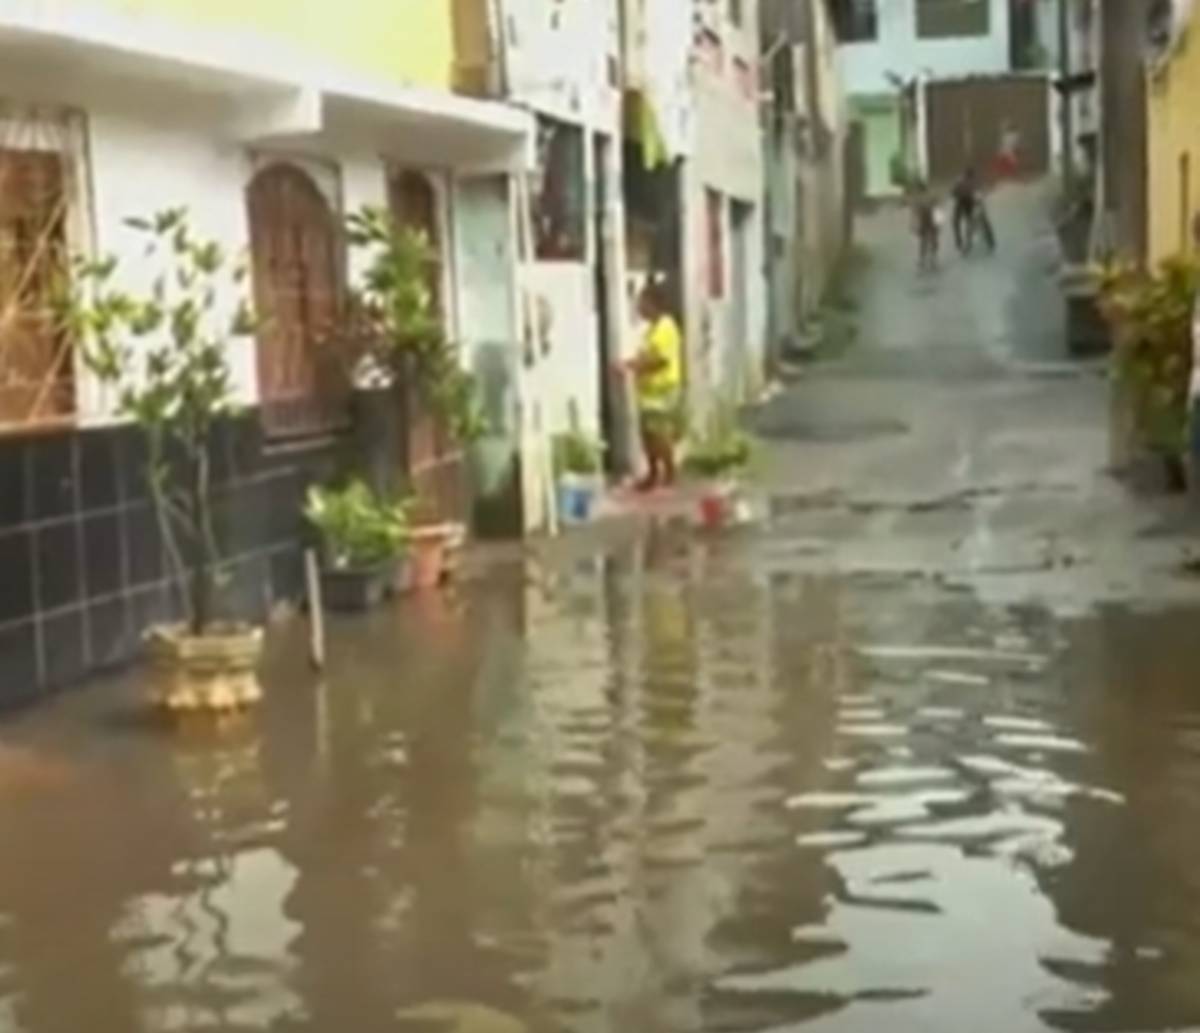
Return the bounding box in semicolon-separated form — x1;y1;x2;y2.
911;182;940;272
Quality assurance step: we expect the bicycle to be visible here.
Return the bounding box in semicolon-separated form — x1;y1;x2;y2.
957;200;996;256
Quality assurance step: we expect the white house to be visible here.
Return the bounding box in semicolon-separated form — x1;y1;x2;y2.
0;3;532;701
488;0;631;528
831;0;1058;196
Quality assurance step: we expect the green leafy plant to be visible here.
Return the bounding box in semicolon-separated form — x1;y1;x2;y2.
552;429;604;477
304;480;411;570
1096;253;1199;454
683;404;754;480
59;209;255;636
344;206;484;442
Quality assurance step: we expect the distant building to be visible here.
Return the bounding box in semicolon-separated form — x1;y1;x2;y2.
1145;0;1200;263
830;0;1057;195
623;0;768;430
761;0;853;363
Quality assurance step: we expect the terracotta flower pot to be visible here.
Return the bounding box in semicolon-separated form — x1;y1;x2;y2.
146;623;264;714
410;524;459;589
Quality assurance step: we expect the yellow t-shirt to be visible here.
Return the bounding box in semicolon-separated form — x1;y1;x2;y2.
638;315;682;406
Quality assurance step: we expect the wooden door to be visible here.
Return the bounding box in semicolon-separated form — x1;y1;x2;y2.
389;169;467;525
924;75;1050;185
247;163;347;437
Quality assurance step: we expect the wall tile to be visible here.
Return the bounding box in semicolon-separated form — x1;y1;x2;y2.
129;586;169;642
42;608;87;690
79;429;121;512
35;521;82;612
0;438;28;530
115;427;150;503
125;504;164;588
270;548;304;606
0;620;38;709
29;435;77;521
82;512;124;601
88;597;131;670
0;529;33;624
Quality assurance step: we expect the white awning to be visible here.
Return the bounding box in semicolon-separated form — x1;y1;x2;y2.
0;1;532;171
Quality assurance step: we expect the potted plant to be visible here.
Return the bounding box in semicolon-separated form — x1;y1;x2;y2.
552;428;605;523
683;407;754;529
1096;253;1199;492
342;206;477;585
60;209;262;712
304;480;411;610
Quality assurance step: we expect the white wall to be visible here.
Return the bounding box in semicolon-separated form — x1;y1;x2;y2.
0;62;395;427
684;4;767;423
86;106;389;424
837;0;1012;96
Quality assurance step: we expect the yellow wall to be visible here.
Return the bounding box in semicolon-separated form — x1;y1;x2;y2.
1147;18;1200;263
93;0;454;88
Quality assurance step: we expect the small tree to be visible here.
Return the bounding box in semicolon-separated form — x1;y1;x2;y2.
344;206;483;442
1097;253;1200;455
61;209;255;636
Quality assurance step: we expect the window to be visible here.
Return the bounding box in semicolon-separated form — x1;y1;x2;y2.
915;0;989;39
246;162;347;437
532;118;586;261
706;188;725;299
832;0;879;42
0;108;85;433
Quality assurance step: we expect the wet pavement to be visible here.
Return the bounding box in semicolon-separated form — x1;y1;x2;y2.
3;182;1200;1033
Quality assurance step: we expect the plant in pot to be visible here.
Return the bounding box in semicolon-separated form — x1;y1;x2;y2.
304;480;411;610
552;428;605;523
683;405;754;529
1096;253;1199;492
343;206;480;585
59;209;262;713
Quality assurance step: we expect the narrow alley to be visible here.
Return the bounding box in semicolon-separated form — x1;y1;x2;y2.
1;177;1199;1033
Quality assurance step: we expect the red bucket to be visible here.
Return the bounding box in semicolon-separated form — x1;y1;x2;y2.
698;491;728;530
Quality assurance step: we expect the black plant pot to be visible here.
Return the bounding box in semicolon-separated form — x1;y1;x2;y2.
1163;453;1188;494
320;563;394;613
353;386;402;501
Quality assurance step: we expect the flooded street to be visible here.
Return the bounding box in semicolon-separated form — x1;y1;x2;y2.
3;549;1200;1032
3;185;1200;1033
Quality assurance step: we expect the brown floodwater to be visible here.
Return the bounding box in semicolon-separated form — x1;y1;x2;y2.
1;531;1200;1033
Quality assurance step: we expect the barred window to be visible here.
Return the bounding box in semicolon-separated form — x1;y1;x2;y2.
0;108;86;433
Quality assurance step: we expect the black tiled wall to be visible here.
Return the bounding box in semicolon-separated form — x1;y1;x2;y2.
0;416;338;709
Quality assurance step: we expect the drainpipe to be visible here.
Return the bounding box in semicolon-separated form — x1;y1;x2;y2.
488;0;510;97
1058;0;1075;188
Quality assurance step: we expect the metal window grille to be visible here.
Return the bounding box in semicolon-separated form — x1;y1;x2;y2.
0;106;86;434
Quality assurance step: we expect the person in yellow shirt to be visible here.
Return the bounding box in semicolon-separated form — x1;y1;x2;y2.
621;281;683;491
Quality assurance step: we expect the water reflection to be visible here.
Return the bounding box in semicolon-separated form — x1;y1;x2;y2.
0;539;1199;1031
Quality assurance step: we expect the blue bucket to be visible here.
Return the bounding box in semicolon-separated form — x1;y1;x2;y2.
558;481;595;523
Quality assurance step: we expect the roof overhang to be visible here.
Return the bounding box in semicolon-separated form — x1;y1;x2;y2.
0;1;532;172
